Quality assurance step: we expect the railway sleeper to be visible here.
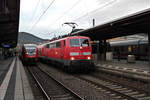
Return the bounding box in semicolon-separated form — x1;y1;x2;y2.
111;86;122;89
138;96;150;100
49;93;72;98
132;94;146;98
126;91;139;95
105;84;118;87
119;89;133;93
115;88;127;91
114;96;122;99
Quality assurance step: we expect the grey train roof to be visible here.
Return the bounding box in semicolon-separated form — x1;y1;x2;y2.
110;39;148;46
23;44;37;47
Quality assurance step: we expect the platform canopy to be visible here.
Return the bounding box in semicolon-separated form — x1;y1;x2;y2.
0;0;20;48
71;8;150;40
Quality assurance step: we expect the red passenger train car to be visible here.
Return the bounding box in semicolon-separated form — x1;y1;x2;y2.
21;44;38;65
38;36;95;72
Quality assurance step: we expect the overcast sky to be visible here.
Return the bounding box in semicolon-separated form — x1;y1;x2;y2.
19;0;150;39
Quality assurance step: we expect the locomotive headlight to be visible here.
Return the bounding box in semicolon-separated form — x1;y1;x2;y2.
87;56;91;60
70;57;75;60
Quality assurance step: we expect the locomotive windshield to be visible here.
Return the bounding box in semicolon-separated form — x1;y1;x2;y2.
80;39;89;47
70;38;89;47
24;46;36;54
25;46;36;50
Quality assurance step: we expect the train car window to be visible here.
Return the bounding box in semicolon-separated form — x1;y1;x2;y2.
49;44;51;48
80;39;89;47
51;43;53;48
40;48;41;55
70;39;80;47
51;43;56;48
114;47;118;52
46;44;49;48
128;46;132;52
132;45;137;53
56;41;61;48
145;47;148;52
106;42;111;52
63;40;65;47
121;46;124;52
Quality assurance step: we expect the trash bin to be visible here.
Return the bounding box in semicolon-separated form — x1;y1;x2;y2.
127;55;135;63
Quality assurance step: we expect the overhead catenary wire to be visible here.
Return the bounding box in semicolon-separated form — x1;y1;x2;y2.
36;0;81;38
47;0;81;31
30;0;117;39
47;0;117;38
74;0;117;22
41;0;81;39
29;0;56;31
29;0;41;24
24;0;41;32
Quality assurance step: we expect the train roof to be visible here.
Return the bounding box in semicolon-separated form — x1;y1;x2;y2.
37;36;90;48
48;36;89;43
23;44;37;47
110;39;148;46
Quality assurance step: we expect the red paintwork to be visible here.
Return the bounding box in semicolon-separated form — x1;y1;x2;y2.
38;36;92;62
37;44;46;57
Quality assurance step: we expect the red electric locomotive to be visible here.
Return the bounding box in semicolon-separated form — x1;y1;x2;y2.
38;36;95;72
21;44;38;65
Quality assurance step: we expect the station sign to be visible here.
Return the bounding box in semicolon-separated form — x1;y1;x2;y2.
2;44;10;48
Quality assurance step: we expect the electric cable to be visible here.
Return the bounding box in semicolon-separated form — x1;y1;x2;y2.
29;0;56;31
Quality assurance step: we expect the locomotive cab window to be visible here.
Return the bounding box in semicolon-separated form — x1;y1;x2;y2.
70;38;89;47
80;39;89;47
24;46;36;52
24;46;37;55
70;39;80;47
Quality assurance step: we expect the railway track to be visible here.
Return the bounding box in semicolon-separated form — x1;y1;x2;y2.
76;74;150;100
28;66;84;100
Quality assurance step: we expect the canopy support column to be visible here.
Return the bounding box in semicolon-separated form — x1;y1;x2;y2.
148;33;150;64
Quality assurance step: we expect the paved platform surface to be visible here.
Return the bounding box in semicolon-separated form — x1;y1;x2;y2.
0;58;13;86
0;57;34;100
96;59;150;71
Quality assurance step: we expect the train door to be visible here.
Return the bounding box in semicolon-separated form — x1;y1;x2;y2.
42;46;45;56
80;38;91;59
45;44;49;57
56;41;61;59
61;40;65;59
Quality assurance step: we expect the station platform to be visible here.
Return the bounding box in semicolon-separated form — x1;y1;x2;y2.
0;57;34;100
96;59;150;72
